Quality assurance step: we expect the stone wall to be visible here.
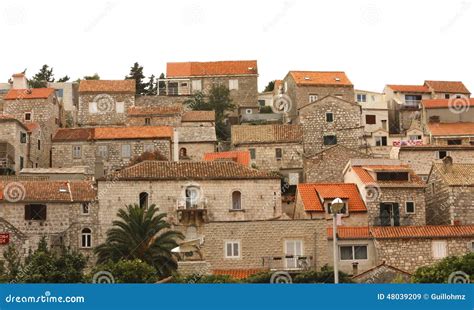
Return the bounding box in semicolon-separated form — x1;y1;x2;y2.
178;142;216;161
0;121;28;173
234;143;303;172
126;115;181;127
77;93;134;126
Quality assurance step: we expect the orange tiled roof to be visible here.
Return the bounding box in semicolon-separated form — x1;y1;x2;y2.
351;165;425;187
231;124;303;145
203;151;251;167
370;225;474;239
12;72;25;78
25;122;40;132
4;88;54;100
289;71;352;87
427;122;474;136
298;183;367;212
422;98;474;109
424;80;470;94
212;269;264;279
181;111;215;122
327;226;370;239
78;80;135;93
106;161;279;181
0;180;96;202
127;106;183;116
386;85;430;93
52;126;173;142
167;60;258;77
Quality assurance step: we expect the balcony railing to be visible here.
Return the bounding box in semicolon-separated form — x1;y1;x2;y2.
176;197;208;211
158;79;192;96
402;100;421;109
372;215;414;227
262;255;313;271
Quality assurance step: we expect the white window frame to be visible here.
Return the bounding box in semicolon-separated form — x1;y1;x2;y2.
309;94;318;103
375;136;388;146
24;112;32;121
229;79;239;90
339;244;368;261
436;150;449;160
432;240;447;259
231;190;242;210
192;80;202;92
357;94;367;102
81;228;92;248
97;145;108;158
121;144;131;158
81;203;90;215
285;240;303;269
224;240;241;258
72;145;82;159
405;201;415;214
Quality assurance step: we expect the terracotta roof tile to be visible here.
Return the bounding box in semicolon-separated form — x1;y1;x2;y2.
370;225;474;239
212;269;264;279
427;122;474;136
52;126;173;142
106;161;279;180
78;80;135;93
327;226;370;239
422;98;474;109
298;183;367;212
0;180;96;202
231;124;303;145
432;163;474;186
424;80;470;94
52;128;94;142
4;88;54;100
181;111;215;122
127;106;183;116
203;151;251;166
167;60;258;77
289;71;352;87
351;165;425;187
386;85;430;93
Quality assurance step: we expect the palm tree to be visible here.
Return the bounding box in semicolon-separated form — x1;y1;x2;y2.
95;204;183;277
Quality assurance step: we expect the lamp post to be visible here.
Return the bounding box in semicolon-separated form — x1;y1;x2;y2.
331;198;344;284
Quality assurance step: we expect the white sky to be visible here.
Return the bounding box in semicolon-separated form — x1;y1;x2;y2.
1;0;473;92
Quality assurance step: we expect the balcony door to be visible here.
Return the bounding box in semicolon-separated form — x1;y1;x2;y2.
285;240;302;269
380;203;400;226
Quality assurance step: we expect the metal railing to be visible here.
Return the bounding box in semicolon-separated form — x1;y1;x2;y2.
262;255;313;271
176;197;208;210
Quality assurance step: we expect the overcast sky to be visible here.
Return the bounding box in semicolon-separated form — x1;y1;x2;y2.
1;0;473;92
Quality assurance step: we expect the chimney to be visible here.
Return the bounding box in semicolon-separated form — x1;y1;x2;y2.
94;159;105;180
12;73;28;89
173;128;179;162
442;156;453;172
352;262;359;276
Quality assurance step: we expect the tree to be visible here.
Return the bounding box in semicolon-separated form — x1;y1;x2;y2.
29;64;55;88
3;244;21;281
264;80;275;92
412;253;474;283
145;74;158;95
95;204;183;277
125;62;147;95
57;75;70;82
92;259;158;283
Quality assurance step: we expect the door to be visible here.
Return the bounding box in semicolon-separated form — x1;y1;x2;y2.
379;203;400;226
285;240;302;269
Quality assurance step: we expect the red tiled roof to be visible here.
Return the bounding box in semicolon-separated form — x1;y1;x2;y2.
25;122;40;132
288;71;352;87
351;165;425;187
0;180;96;202
298;183;367;212
231;124;303;145
424;80;470;94
12;73;25;78
422;98;474;109
78;80;135;93
203;151;251;167
212;269;264;279
52;126;173;142
370;225;474;239
127;106;183;116
386;85;430;93
327;226;370;239
181;111;215;122
4;88;54;100
167;60;258;77
427;122;474;136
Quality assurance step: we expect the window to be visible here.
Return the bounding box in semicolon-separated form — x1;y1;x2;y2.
377;172;409;181
121;144;131;158
20;132;27;144
229;79;239;90
116;102;125;113
185;186;200;208
179;147;187;158
19;156;24;170
97;145;108;158
447;139;462;145
72;146;82;159
232;191;242;210
81;228;92;248
437;151;448;159
249;148;256;160
192;80;202;92
375;136;388;146
404;95;422;106
365;115;376;124
445;94;450;99
24;112;32;121
432;240;447;259
409;135;422;141
323;135;337;145
225;241;240;258
144;118;151;125
81;203;90;215
405;201;415;214
89;102;98;113
258;100;266;107
285;240;303;268
357;94;367;102
309;94;318;103
25;204;47;221
275;148;282;160
327;202;347;214
144;144;155;153
340;245;368;260
55;89;64;98
37;139;41;150
139;192;149;209
381;120;387;130
326;112;334;122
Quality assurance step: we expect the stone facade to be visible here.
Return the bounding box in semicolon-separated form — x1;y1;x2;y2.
0;119;29;173
77;93;135;127
298;96;363;156
234;143;303;173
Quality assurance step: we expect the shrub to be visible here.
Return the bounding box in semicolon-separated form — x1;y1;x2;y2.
412;253;474;283
92;259;159;283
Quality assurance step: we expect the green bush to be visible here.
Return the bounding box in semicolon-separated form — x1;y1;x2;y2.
173;274;238;284
92;259;159;283
412;253;474;283
259;106;273;113
244;271;273;283
293;266;353;283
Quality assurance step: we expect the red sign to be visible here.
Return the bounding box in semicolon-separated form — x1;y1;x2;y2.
0;233;10;245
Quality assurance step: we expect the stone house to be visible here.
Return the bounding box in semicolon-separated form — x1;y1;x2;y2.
231;124;304;185
126;105;183;127
77;80;135;127
426;158;474;225
293;183;368;227
0;180;97;259
421;98;474;125
426;122;474;146
298;95;364;156
52;126;173;175
343;159;426;227
203;151;251;167
180;111;215;127
47;82;79;127
0;116;30;174
176;126;217;161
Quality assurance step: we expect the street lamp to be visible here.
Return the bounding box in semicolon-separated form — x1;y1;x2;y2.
331;197;344;284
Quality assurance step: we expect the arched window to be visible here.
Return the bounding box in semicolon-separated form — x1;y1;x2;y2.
81;228;92;248
185;186;200;208
139;192;149;209
179;148;187;158
232;191;242;210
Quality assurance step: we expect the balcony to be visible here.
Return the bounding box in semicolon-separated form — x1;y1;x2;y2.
262;255;313;271
401;100;421;109
373;215;414;227
158;79;192;96
176;197;209;224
